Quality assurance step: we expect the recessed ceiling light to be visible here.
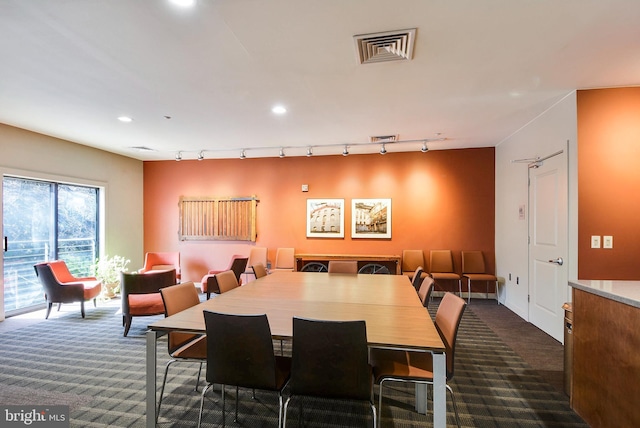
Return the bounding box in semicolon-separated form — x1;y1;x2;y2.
271;105;287;115
118;116;133;123
169;0;196;7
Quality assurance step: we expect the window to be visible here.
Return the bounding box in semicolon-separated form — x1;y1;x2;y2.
2;176;99;315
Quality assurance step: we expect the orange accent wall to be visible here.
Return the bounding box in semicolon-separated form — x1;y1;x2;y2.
577;87;640;279
143;148;495;286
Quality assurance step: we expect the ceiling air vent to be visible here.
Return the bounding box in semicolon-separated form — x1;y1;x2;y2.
354;29;416;64
369;135;398;143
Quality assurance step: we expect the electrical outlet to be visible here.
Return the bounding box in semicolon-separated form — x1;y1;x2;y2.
603;235;613;249
591;235;601;248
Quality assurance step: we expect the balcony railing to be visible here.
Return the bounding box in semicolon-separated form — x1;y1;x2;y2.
3;238;96;314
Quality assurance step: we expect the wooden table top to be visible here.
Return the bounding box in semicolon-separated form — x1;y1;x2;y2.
149;271;444;352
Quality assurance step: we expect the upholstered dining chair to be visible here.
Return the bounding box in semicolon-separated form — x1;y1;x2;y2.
139;252;181;281
243;246;268;282
462;250;499;304
252;263;268;279
121;269;177;336
201;255;247;299
429;250;462;298
282;318;376;428
417;276;435;308
411;266;425;291
370;292;467;428
156;281;207;422
273;247;295;272
205;270;240;296
33;260;102;319
327;260;358;274
198;311;291;428
402;250;426;281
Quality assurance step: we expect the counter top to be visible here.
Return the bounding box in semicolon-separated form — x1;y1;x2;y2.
569;279;640;308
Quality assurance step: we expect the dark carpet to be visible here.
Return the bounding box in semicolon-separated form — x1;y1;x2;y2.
0;298;587;427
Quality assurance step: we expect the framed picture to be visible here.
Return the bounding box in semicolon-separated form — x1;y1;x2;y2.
306;199;345;238
351;198;392;239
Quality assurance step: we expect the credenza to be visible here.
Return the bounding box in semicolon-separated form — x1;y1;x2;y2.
294;253;401;274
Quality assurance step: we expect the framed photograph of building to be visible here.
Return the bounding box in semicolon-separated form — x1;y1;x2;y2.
351;198;391;239
306;199;345;238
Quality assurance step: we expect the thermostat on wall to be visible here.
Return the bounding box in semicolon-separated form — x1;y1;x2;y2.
301;184;309;192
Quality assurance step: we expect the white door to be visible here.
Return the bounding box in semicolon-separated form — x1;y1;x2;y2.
528;150;567;343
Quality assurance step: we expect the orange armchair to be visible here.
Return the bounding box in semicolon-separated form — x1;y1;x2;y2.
33;260;102;319
139;252;181;281
200;255;248;299
121;269;177;336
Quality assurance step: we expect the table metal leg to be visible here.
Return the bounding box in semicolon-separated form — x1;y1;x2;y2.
432;351;446;428
146;330;157;428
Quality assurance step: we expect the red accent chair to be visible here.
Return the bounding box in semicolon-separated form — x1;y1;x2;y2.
33;260;102;319
139;252;181;281
121;269;177;336
200;255;248;299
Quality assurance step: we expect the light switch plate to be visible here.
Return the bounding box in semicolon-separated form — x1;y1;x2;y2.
591;235;601;248
603;235;613;249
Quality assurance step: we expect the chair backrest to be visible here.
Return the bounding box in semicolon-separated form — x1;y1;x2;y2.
417;276;434;307
252;263;268;278
214;270;240;294
411;266;424;290
203;311;280;390
327;260;358;274
246;247;268;272
121;269;177;314
430;250;454;274
402;250;425;272
160;281;201;352
142;252;180;272
275;247;295;270
229;256;249;281
462;251;486;274
434;292;467;379
34;262;84;300
290;317;371;400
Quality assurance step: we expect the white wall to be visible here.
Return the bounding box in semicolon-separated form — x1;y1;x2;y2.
0;123;144;321
495;92;578;321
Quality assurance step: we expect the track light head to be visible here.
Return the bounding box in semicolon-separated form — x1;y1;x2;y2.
197;151;204;161
379;144;387;155
240;149;246;160
342;145;349;156
279;148;285;158
306;147;313;157
421;142;429;153
175;151;182;161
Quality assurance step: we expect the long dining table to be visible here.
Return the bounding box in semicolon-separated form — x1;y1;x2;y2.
146;271;447;427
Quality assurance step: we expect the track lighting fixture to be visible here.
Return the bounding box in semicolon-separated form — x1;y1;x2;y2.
197;151;204;161
306;147;313;157
421;141;429;153
175;151;182;161
279;148;285;158
379;144;387;155
342;145;349;156
240;149;246;160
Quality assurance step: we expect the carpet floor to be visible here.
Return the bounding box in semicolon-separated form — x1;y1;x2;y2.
0;297;587;427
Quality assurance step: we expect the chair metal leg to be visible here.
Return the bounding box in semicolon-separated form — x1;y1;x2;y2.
234;385;239;423
197;383;214;428
156;359;177;422
282;396;291;428
446;384;461;428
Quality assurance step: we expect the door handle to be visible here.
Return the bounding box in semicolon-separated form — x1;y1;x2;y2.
548;257;563;266
3;236;6;252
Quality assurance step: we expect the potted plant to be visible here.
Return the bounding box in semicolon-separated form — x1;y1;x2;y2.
91;254;131;298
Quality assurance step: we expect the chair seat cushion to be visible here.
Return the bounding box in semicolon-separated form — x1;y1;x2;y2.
172;335;208;359
430;272;460;280
128;293;165;316
371;349;433;382
82;280;102;300
463;273;497;281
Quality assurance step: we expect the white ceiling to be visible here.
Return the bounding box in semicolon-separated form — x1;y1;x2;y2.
1;0;639;161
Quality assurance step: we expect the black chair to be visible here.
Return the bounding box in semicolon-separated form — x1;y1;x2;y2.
282;318;376;428
156;282;207;422
198;311;291;428
411;266;425;290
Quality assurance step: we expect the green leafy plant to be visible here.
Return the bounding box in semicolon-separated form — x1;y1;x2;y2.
91;255;131;294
